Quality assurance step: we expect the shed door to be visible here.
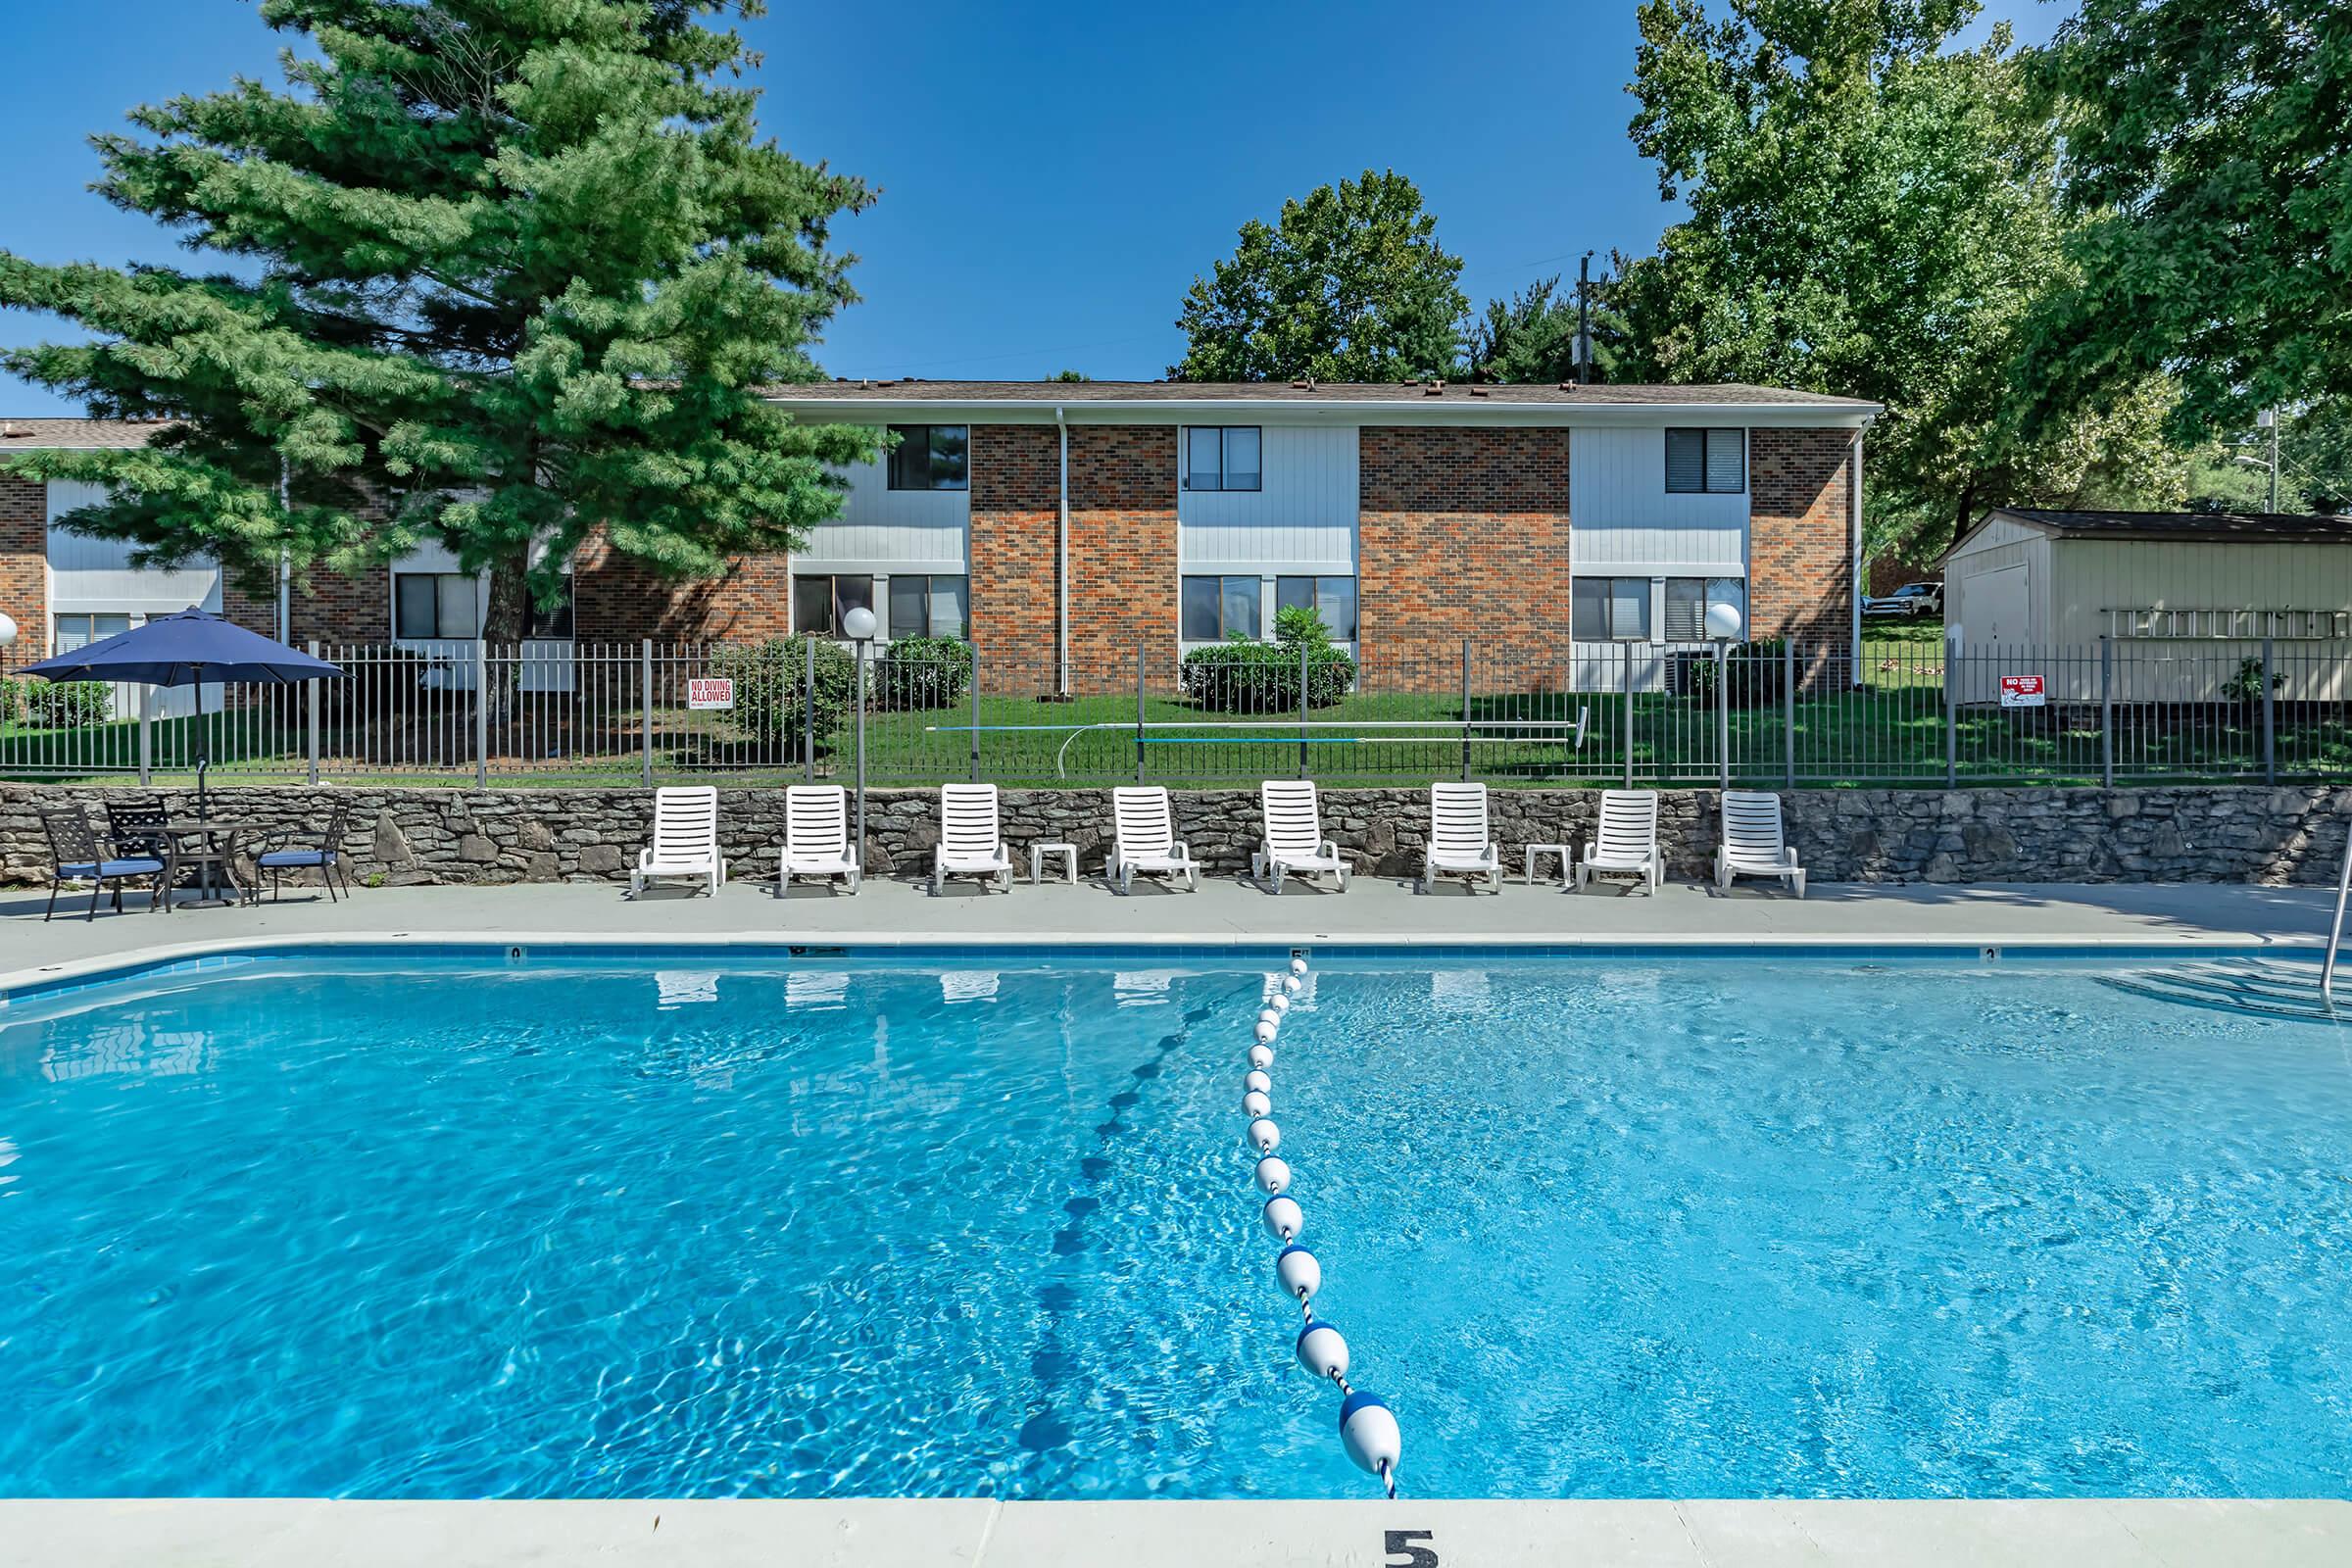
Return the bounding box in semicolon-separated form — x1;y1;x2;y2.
1970;564;2031;645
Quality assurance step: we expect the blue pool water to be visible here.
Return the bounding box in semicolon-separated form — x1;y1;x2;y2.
2;950;2349;1499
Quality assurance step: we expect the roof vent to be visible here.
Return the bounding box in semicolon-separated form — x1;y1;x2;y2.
1557;381;1578;392
1468;384;1490;397
0;421;24;439
1422;379;1445;396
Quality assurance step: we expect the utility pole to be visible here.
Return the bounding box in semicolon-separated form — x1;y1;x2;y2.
1574;251;1594;386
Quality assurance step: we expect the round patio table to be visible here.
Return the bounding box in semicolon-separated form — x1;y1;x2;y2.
158;820;249;909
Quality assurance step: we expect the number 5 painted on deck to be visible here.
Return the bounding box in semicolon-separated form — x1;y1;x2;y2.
1384;1529;1439;1568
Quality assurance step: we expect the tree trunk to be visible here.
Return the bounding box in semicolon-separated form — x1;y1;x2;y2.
480;556;531;729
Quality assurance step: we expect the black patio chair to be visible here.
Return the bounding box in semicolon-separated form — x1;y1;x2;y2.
250;797;356;903
38;805;168;921
105;797;173;861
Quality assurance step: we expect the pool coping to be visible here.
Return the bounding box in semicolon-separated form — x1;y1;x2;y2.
0;925;2329;1009
5;1496;2348;1567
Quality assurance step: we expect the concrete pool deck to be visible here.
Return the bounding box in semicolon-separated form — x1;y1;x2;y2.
3;871;2342;991
6;873;2349;1565
7;1496;2350;1567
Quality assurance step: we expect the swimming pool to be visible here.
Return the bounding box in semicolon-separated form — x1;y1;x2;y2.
3;947;2348;1499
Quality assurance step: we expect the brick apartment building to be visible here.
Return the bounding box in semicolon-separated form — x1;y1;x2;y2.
2;381;1877;690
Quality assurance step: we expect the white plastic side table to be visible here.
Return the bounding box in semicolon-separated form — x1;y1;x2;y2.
1030;842;1078;885
1523;843;1572;887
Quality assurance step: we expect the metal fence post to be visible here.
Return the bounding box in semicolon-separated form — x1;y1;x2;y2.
138;683;153;787
1460;637;1474;782
968;641;982;783
1716;639;1731;793
473;637;490;790
2100;636;2114;789
1944;628;1959;789
2262;634;2278;783
306;639;321;787
1622;641;1635;790
640;639;655;787
1784;639;1796;790
1297;638;1309;780
803;633;817;782
1136;644;1148;785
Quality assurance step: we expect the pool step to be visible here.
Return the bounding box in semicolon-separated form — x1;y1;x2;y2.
2100;958;2343;1022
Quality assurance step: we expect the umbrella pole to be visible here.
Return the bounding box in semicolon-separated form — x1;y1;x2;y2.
195;672;210;820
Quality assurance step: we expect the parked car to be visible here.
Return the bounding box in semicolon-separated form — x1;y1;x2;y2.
1863;580;1942;617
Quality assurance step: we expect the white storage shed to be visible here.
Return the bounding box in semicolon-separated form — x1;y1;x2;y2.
1941;509;2352;704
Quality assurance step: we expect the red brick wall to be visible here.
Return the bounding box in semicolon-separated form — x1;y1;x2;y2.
1068;425;1176;687
220;565;392;647
1748;428;1855;641
571;534;793;644
0;470;45;657
966;424;1061;684
1357;426;1573;682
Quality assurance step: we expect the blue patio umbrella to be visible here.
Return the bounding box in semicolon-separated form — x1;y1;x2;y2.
20;607;343;814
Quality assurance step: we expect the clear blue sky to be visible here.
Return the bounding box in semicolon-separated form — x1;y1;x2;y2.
0;0;2064;416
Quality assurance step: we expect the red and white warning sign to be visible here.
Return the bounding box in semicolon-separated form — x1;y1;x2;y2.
686;677;735;711
1998;673;2045;709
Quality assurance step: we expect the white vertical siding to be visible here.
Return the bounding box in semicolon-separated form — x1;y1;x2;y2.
45;479;222;612
1568;427;1746;572
794;448;969;572
1178;424;1357;571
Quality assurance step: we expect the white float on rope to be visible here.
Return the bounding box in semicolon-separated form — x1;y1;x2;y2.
1290;956;1308;976
1254;1155;1292;1195
1247;1117;1281;1153
1249;1043;1275;1069
1254;1018;1278;1044
1245;1068;1272;1096
1282;973;1301;995
1275;1244;1321;1301
1262;1194;1303;1241
1339;1392;1401;1493
1243;1089;1272;1118
1269;993;1291;1014
1297;1320;1349;1381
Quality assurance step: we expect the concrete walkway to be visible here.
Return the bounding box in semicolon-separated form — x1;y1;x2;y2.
5;1496;2347;1567
2;872;2337;992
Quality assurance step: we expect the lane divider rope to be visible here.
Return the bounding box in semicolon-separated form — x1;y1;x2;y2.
1245;953;1403;1498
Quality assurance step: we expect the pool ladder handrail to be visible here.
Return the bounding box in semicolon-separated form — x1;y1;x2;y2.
2324;822;2352;1005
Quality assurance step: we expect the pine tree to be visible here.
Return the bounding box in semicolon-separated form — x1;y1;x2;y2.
0;0;876;647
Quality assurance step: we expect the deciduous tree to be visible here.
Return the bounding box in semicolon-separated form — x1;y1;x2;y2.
1171;171;1466;382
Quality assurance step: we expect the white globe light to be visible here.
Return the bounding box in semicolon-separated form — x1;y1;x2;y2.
1704;601;1744;641
0;611;17;648
841;606;878;641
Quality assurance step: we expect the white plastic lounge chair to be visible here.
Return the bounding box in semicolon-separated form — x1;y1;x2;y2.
1718;790;1806;898
1253;780;1350;894
1422;782;1502;894
778;785;859;896
630;786;725;898
933;783;1013;895
1109;786;1200;894
1577;789;1662;895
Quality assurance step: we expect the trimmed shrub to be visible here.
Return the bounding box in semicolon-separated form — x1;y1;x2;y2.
1680;638;1788;709
710;634;858;747
1181;606;1358;712
872;636;974;710
7;678;113;728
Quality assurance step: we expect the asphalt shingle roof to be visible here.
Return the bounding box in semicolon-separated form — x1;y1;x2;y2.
1992;508;2352;543
0;417;169;450
760;378;1876;408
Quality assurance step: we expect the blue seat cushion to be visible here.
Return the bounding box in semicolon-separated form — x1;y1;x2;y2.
258;850;333;868
61;859;165;878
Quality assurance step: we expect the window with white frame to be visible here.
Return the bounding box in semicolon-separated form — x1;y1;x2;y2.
1662;576;1747;641
1572;576;1652;641
888;574;969;639
1275;575;1358;641
1181;574;1264;640
885;425;969;491
1183;426;1262;492
393;572;481;639
52;612;137;653
1665;428;1745;494
793;573;875;636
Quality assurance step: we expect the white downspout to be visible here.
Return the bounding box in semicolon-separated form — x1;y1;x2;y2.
1848;424;1867;686
1056;406;1070;696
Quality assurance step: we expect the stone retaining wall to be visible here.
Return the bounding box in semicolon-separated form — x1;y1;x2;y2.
4;782;2349;889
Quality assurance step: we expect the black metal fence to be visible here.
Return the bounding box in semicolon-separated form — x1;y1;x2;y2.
6;634;2349;790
